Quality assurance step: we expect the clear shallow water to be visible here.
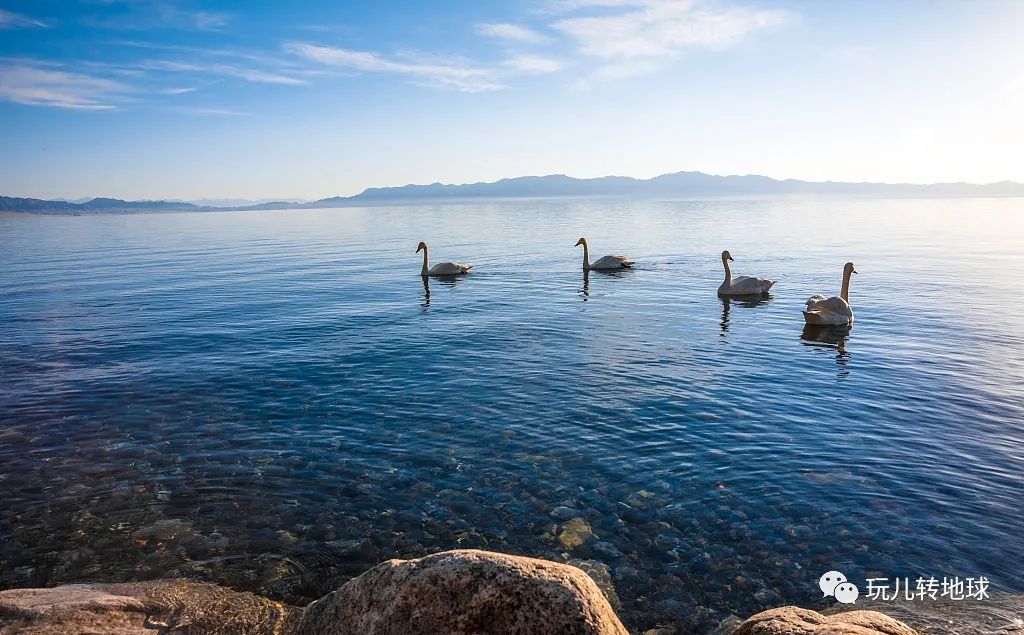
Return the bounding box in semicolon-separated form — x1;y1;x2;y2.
1;199;1022;633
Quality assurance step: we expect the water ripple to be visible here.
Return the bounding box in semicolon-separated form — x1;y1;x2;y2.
1;198;1022;634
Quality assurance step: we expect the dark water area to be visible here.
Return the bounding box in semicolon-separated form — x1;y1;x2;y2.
1;199;1022;633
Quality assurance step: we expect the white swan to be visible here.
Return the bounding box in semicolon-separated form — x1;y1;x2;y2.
416;241;472;276
575;237;635;270
804;262;857;325
718;250;775;295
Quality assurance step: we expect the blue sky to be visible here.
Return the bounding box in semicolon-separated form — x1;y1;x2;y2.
1;0;1022;200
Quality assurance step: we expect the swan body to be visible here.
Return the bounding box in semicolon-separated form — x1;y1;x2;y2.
425;262;472;275
416;241;471;276
717;250;774;295
575;237;635;270
803;262;856;325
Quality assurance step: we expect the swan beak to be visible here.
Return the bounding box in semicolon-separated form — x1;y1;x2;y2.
574;239;584;246
852;269;858;274
727;256;734;261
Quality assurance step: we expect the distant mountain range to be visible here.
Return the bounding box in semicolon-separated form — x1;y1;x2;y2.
175;197;310;207
4;171;1024;214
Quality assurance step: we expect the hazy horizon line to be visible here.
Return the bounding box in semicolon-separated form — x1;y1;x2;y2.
8;168;1024;203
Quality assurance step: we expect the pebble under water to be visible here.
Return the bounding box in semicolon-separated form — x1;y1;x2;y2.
1;198;1022;633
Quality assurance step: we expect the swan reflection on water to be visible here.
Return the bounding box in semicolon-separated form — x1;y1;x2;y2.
801;324;852;377
578;267;636;302
719;293;771;336
579;269;590;300
419;274;463;308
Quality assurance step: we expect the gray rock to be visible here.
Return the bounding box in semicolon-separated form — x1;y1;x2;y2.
131;518;201;542
710;614;744;635
551;506;582;522
591;541;623;559
569;558;622;614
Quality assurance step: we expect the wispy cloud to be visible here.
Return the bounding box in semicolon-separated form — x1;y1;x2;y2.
140;60;306;85
0;63;127;109
82;2;229;31
476;23;549;44
161;86;197;94
553;0;790;64
285;43;504;92
0;8;48;29
502;55;566;74
183;10;227;30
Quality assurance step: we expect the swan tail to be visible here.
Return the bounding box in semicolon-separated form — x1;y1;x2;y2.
803;310;827;325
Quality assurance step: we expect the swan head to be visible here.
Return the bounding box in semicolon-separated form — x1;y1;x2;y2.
416;241;427;253
844;262;857;275
722;250;734;261
575;237;587;247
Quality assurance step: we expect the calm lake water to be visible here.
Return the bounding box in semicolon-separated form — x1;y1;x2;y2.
1;198;1022;633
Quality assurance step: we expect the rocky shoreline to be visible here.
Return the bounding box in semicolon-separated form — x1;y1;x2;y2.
0;550;1018;634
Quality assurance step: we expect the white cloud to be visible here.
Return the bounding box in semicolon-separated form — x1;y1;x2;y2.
553;0;790;60
285;43;504;92
0;8;48;29
222;65;305;85
0;64;126;110
141;60;306;85
592;58;662;79
502;55;566;74
549;0;644;9
186;11;229;30
476;23;549;44
82;3;229;31
161;86;197;94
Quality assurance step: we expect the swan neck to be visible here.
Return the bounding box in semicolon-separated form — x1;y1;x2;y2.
840;269;852;302
722;256;732;285
581;241;590;269
420;245;429;275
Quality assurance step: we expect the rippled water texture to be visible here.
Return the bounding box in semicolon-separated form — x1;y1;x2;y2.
1;199;1022;633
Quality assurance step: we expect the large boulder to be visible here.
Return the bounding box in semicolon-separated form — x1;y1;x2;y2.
0;550;627;634
732;606;917;635
297;549;628;635
0;580;299;634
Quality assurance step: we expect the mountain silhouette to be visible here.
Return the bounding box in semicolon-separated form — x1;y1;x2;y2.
4;171;1023;213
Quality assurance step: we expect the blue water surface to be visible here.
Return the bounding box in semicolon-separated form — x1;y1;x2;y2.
1;198;1022;633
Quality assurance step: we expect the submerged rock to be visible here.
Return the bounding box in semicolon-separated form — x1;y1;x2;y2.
710;614;744;634
559;517;597;549
551;506;582;522
569;558;622;614
131;518;202;543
